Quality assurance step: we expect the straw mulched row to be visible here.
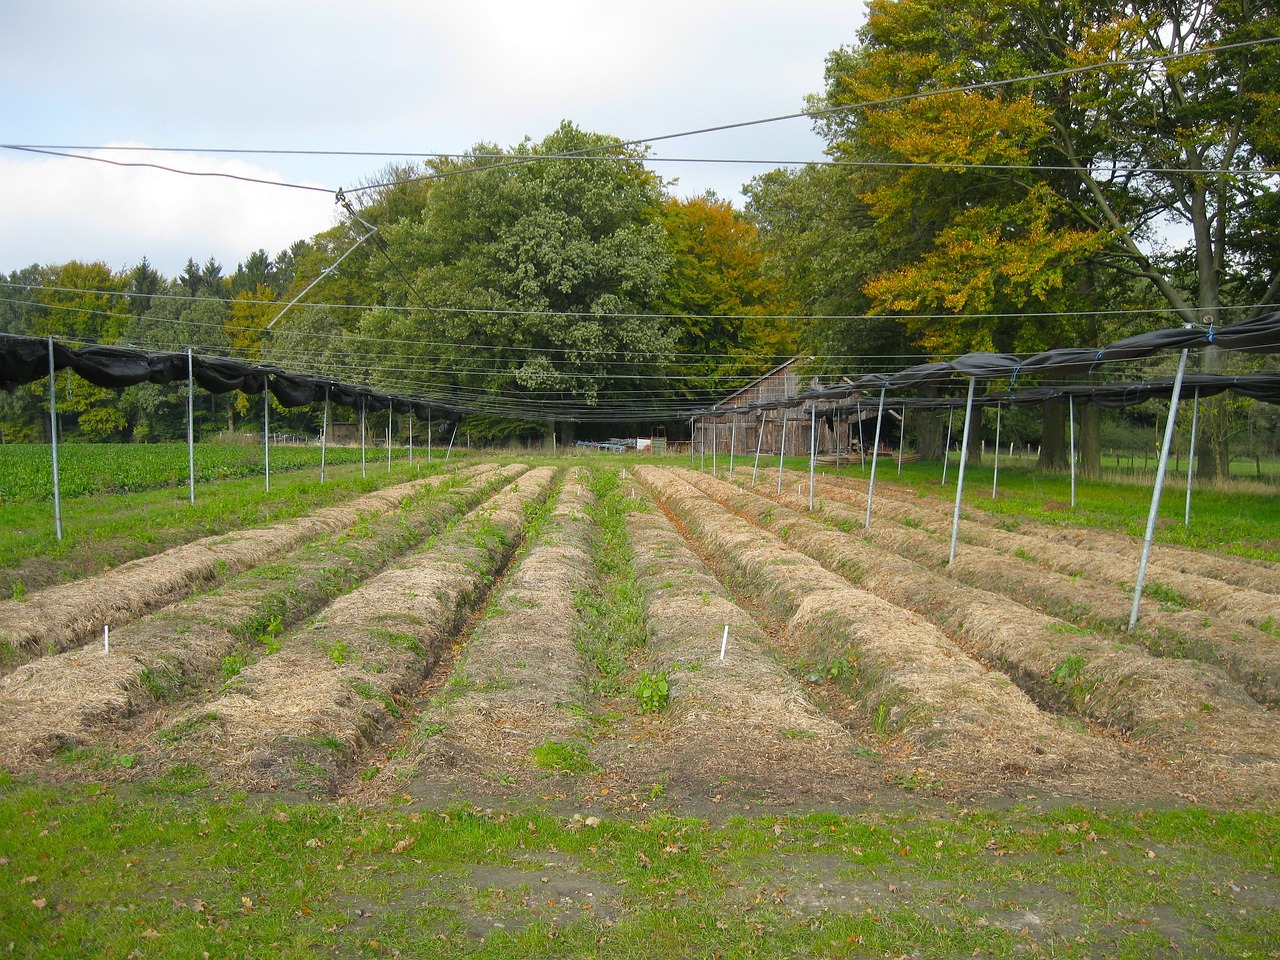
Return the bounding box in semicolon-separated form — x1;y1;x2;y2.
635;466;1156;801
400;467;598;794
0;462;495;673
682;468;1280;803
151;466;560;794
609;484;890;804
777;472;1280;709
809;468;1280;598
0;464;527;771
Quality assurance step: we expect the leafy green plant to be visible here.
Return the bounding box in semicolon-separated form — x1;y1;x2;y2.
633;670;670;714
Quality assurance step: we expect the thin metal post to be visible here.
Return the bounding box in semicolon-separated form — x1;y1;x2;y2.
856;402;865;468
187;347;195;504
942;406;954;484
1129;347;1190;630
834;408;841;468
1069;394;1077;509
865;386;887;528
47;338;63;541
751;411;765;485
1185;388;1200;526
700;417;706;472
360;397;366;478
948;377;978;563
320;386;329;483
728;419;736;479
445;422;456;461
387;416;392;473
992;402;1002;499
408;414;413;464
777;409;788;495
712;419;718;476
691;418;696;468
898;404;907;475
808;404;817;511
427;409;433;462
263;386;270;493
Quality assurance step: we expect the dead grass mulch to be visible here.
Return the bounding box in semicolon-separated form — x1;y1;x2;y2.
0;464;526;772
150;466;559;794
637;466;1168;804
684;468;1280;805
0;463;497;673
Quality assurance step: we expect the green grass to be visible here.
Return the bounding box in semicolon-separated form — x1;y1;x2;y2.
0;777;1274;959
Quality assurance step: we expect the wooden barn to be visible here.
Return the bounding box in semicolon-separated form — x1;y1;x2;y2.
692;359;902;459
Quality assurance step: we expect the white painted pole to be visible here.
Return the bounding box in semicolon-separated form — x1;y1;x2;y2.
320;387;329;484
712;418;718;476
898;404;907;476
992;402;1002;499
445;422;456;461
427;409;433;463
408;412;413;465
1185;388;1200;527
104;624;109;654
700;417;706;472
1129;346;1191;630
835;408;842;468
752;411;765;485
187;347;195;505
360;397;367;478
263;386;270;493
48;339;62;541
865;386;887;528
942;406;954;485
728;418;736;479
777;409;788;495
808;404;817;511
948;378;978;564
1068;394;1077;509
720;624;729;660
387;416;392;473
856;402;865;468
690;418;696;468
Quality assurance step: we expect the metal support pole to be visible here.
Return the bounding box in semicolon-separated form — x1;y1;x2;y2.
808;404;817;511
360;397;366;478
712;419;718;476
187;347;195;504
856;402;865;468
1185;388;1200;527
942;406;954;485
948;377;978;564
898;404;906;476
690;418;695;467
700;417;706;472
1069;394;1077;509
445;422;457;461
728;419;736;479
865;386;887;528
263;386;270;493
992;402;1002;499
408;414;413;465
834;408;841;468
47;338;63;541
387;416;392;473
752;411;765;485
320;387;329;483
427;409;433;463
1129;346;1190;630
777;409;788;495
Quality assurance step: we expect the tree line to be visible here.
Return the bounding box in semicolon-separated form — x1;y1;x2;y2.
4;0;1278;474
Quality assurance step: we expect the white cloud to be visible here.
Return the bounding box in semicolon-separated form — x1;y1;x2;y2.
0;148;339;277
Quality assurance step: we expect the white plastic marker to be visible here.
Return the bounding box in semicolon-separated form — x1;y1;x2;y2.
720;624;729;660
104;625;109;654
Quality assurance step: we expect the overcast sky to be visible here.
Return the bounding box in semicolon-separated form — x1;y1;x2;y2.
1;1;865;279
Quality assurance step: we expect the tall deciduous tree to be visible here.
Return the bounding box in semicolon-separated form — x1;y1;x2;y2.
814;0;1280;478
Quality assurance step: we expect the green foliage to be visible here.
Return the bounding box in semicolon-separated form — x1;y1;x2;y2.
632;670;670;714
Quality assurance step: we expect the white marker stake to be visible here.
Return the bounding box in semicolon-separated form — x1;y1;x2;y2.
720;624;729;660
104;624;109;654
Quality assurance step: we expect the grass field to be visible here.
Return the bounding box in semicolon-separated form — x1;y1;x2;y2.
1;449;1277;958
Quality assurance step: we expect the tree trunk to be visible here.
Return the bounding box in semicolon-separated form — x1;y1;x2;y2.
1039;398;1067;469
1195;346;1230;481
916;387;946;459
1080;399;1102;479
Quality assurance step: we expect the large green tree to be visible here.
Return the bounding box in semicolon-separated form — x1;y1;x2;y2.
813;0;1280;477
365;122;677;440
